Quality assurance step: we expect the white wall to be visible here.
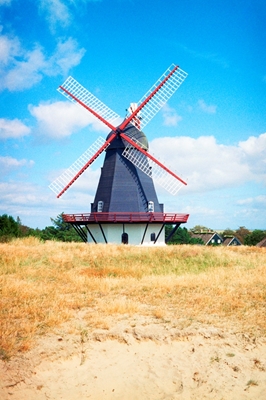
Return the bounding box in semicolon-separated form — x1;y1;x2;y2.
86;223;165;245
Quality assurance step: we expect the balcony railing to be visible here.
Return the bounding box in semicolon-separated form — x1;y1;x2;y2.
63;212;189;224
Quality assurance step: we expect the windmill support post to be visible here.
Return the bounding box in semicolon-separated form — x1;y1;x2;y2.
85;225;97;244
165;223;182;244
141;223;149;245
72;224;87;243
154;223;166;245
98;223;108;244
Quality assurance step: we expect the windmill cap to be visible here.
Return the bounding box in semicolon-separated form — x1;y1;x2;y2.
107;123;149;151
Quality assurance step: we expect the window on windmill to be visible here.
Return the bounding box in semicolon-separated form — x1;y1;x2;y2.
151;232;156;241
122;232;128;244
97;201;104;212
148;201;154;212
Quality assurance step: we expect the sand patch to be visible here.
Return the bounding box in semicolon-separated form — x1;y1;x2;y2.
1;316;266;399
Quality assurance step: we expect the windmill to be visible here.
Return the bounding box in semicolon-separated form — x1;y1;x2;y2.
49;64;189;245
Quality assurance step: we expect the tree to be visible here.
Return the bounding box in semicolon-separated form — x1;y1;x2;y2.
166;226;204;245
40;213;82;242
18;224;41;238
190;225;213;233
221;228;236;238
0;214;44;241
235;226;250;244
40;226;58;241
0;214;19;241
244;230;266;246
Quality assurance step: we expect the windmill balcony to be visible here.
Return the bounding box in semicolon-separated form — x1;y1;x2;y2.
62;212;189;224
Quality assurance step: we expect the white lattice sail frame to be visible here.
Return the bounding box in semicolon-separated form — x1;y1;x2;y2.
49;137;107;196
58;76;120;125
129;64;188;130
122;140;185;195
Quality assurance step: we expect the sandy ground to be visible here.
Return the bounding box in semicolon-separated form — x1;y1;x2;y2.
1;316;266;400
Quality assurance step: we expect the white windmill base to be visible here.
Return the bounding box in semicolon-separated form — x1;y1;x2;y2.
63;212;189;245
86;223;166;246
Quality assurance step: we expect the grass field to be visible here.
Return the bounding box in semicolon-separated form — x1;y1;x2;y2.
0;237;266;360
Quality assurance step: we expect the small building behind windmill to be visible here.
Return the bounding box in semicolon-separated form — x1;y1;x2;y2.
256;237;266;248
222;236;242;246
190;230;223;245
190;229;242;246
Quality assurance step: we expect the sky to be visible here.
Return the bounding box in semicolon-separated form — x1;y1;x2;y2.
0;0;265;230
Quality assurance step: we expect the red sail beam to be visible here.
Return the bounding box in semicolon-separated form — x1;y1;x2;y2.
56;133;117;198
59;85;117;132
119;65;179;130
120;132;187;186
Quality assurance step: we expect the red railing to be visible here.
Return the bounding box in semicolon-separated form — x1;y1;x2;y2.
63;212;189;224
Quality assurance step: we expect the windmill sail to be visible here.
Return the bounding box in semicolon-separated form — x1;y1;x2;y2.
125;64;188;130
50;64;188;198
58;76;120;130
49;136;112;198
121;135;186;195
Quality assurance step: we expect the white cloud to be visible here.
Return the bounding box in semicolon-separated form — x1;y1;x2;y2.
45;38;85;76
39;0;71;32
198;99;217;114
0;0;12;5
3;47;46;90
162;104;182;127
1;132;265;230
239;133;266;178
62;167;101;193
49;166;101;201
233;194;266;228
149;133;266;194
29;100;107;139
0;118;31;139
237;195;266;206
239;133;266;156
0;32;85;91
0;156;34;175
0;32;20;65
37;0;102;33
0;180;95;228
179;44;229;69
0;181;54;228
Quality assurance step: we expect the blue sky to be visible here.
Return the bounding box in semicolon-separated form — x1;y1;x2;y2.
0;0;265;230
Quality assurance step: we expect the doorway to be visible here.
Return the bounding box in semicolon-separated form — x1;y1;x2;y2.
121;232;128;244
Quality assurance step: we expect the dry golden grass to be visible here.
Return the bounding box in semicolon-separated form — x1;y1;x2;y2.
0;237;266;359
